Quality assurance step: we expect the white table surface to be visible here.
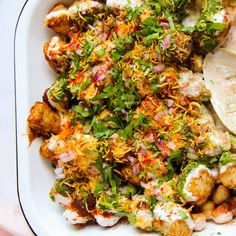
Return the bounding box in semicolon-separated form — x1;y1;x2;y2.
0;0;34;235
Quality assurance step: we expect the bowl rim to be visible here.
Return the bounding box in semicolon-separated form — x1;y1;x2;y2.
14;0;36;235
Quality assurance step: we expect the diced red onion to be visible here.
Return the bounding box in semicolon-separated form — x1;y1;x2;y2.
92;65;99;74
161;34;171;50
98;33;108;41
160;21;169;28
168;107;174;115
132;164;141;176
205;148;220;156
167;141;175;150
128;156;137;165
93;70;106;82
88;24;95;31
58;151;75;163
55;166;65;179
68;41;75;48
166;99;174;107
152;52;160;60
154;111;167;121
198;136;206;144
158;140;166;149
75;49;83;56
146;133;155;143
153;64;165;73
139;148;147;155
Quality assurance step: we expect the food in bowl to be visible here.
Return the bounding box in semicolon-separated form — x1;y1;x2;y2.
27;0;236;235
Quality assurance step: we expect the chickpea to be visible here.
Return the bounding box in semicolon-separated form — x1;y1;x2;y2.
211;203;233;224
192;213;206;232
200;201;215;219
165;220;192;236
213;185;230;205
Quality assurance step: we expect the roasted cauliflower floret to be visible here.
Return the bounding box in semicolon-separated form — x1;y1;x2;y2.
177;163;218;205
43;36;70;73
153;202;194;236
128;195;155;231
39;135;65;160
178;70;210;102
219;152;236;189
40;140;55;160
27;102;61;137
45;4;71;35
129;197;195;235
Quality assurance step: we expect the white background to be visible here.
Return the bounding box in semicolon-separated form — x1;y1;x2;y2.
0;0;24;204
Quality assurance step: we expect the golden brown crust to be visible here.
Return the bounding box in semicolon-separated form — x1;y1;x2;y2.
187;169;216;205
46;4;71;35
39;140;56;160
220;164;236;189
27;102;61;137
153;220;192;236
166;220;192;236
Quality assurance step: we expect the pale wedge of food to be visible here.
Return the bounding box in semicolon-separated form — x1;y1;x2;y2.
203;48;236;134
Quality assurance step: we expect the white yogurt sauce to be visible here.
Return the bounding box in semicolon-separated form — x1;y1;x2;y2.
220;162;235;174
54;193;70;207
47;36;61;60
154;202;195;229
46;9;68;20
213;10;226;23
212;211;233;224
106;0;143;10
63;209;88;224
93;213;120;227
68;1;104;16
48;138;64;151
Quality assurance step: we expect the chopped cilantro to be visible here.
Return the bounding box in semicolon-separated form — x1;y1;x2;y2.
94;47;106;57
125;6;142;22
80;78;92;91
179;210;188;220
83;40;94;56
92;120;116;139
49;78;68;102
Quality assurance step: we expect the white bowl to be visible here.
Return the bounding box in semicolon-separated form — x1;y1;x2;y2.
14;0;236;235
